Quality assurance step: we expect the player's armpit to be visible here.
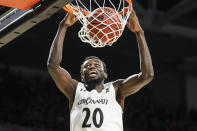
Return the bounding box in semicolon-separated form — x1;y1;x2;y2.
48;66;78;101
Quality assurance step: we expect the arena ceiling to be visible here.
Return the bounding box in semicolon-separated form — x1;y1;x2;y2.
0;0;197;76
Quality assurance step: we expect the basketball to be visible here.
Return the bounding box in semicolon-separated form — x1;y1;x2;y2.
87;7;123;44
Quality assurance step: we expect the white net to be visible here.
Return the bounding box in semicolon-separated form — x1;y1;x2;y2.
63;0;132;48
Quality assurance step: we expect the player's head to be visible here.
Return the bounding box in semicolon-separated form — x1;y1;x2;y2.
80;56;108;84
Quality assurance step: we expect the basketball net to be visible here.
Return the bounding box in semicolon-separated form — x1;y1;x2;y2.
63;0;132;48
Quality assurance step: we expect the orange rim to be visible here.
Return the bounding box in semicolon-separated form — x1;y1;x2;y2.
62;0;132;16
62;4;90;15
118;0;133;15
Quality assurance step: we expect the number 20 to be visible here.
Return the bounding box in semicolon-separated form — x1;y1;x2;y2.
82;108;104;128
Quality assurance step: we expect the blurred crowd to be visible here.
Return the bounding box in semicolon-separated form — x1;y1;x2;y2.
0;65;197;131
0;65;70;130
124;89;197;131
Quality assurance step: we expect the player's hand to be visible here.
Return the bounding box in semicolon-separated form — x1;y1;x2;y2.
126;10;143;33
60;13;78;27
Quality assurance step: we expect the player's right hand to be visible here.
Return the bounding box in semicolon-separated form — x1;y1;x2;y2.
60;13;78;27
126;10;143;33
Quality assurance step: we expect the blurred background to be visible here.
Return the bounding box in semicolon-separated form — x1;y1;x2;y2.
0;0;197;130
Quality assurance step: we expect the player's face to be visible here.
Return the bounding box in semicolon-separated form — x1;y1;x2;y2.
82;59;107;83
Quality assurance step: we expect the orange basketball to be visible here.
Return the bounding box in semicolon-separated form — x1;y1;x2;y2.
87;7;123;44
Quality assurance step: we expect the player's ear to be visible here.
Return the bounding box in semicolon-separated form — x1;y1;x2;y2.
104;72;108;79
81;75;84;82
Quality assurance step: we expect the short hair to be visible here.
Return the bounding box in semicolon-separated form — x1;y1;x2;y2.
80;56;107;75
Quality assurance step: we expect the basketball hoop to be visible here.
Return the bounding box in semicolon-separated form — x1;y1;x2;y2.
63;0;133;48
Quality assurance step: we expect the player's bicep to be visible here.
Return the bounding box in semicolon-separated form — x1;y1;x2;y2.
48;66;78;100
118;73;151;98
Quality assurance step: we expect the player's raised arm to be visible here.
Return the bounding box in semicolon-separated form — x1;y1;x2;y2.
115;10;154;99
47;13;78;102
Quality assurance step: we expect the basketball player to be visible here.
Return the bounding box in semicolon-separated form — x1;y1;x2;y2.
47;11;154;131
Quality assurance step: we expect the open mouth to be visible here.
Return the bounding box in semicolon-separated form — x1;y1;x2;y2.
88;70;98;77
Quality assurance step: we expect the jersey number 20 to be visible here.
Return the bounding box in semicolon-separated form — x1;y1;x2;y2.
82;108;104;128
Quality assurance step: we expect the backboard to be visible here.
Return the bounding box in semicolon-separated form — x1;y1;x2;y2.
0;0;74;48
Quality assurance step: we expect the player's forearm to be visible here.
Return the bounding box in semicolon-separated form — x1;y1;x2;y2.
136;31;154;80
47;25;67;68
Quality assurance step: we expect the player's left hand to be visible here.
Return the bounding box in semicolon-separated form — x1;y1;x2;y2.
126;10;143;33
59;13;78;27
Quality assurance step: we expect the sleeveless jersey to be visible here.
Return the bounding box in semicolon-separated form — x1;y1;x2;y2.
70;82;123;131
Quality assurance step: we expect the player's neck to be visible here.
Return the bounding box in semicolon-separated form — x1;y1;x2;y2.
85;81;105;93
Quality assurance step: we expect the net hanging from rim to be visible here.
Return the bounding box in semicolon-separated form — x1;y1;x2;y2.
63;0;132;48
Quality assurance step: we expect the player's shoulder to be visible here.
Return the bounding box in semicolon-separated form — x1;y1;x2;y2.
112;79;124;88
72;79;79;86
71;79;80;92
